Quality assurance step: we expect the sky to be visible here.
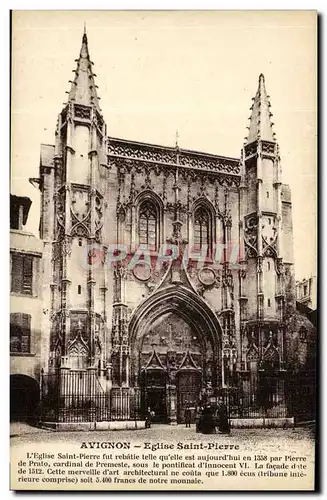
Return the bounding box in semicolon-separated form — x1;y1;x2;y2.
11;10;317;280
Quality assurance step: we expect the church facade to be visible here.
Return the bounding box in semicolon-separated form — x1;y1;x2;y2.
32;31;315;426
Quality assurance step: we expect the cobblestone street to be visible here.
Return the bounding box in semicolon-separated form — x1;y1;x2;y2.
11;422;315;456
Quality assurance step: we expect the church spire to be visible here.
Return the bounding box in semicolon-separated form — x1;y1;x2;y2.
245;74;276;145
67;29;101;111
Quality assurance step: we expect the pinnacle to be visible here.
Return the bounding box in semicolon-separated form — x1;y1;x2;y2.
66;29;101;112
244;73;276;145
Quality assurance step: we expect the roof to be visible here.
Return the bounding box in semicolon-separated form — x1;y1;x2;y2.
10;194;32;226
296;301;317;328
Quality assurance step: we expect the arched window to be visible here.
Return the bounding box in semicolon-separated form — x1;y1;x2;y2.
139;201;158;250
68;342;88;370
194;206;211;252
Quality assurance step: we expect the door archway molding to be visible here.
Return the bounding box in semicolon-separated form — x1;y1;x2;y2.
129;284;223;377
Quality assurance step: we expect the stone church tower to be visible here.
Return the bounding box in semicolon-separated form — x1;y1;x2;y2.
37;31;312;425
239;73;292;412
39;30;110;389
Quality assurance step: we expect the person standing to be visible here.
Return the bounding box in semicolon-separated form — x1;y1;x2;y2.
184;403;191;428
201;405;216;434
218;398;230;434
195;405;202;433
145;407;152;428
214;405;220;432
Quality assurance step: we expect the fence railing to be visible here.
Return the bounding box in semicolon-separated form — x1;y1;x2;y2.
212;384;288;420
40;371;142;423
40;369;316;424
285;370;316;424
221;371;316;421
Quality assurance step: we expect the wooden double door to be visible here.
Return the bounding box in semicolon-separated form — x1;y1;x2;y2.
177;370;202;424
141;368;202;424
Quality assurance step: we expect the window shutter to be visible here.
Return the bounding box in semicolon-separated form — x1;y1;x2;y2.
21;313;31;352
23;256;33;294
10;312;31;353
11;254;33;294
11;254;23;293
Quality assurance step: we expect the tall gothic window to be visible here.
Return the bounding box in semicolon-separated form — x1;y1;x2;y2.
139;202;158;250
194;206;211;252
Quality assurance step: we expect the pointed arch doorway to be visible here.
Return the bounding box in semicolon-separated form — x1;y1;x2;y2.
129;285;222;424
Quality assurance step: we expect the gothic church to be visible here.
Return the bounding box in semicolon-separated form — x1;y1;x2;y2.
28;30;314;426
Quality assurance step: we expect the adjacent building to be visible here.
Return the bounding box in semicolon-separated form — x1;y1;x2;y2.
296;276;317;311
10;195;43;421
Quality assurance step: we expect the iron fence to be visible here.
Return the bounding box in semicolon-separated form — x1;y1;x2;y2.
226;392;288;419
40;370;142;423
285;370;316;424
212;386;288;420
220;370;316;422
40;369;316;424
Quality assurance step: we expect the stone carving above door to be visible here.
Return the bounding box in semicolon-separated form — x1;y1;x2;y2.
139;313;203;371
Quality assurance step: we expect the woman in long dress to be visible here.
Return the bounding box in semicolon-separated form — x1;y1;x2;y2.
201;405;216;434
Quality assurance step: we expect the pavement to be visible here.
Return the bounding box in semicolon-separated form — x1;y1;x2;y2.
10;421;50;437
10;421;315;450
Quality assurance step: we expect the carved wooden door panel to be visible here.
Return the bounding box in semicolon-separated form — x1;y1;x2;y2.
177;370;201;424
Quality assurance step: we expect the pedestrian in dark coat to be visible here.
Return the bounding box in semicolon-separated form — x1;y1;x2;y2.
218;399;230;434
145;407;152;428
184;404;191;428
195;405;202;433
201;405;216;434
